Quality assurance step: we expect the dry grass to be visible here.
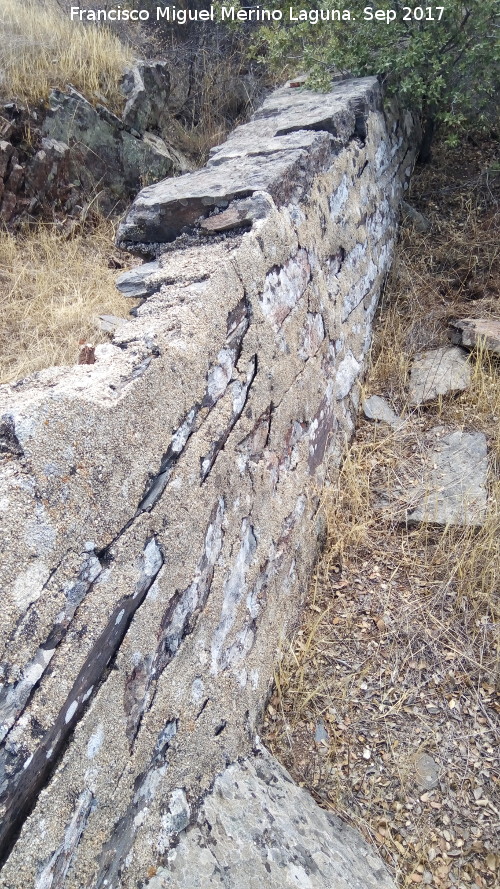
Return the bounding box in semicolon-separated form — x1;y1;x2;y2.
0;218;136;383
263;141;499;889
162;48;261;165
0;0;130;108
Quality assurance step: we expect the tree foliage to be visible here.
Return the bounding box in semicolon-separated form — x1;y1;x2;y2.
239;1;500;147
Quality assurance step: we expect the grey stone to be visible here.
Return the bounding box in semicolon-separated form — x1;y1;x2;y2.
0;139;13;180
407;429;488;526
315;720;329;743
362;395;402;428
449;317;500;356
414;753;439;791
122;61;171;134
98;315;128;334
146;749;395;889
409;346;471;405
401;200;431;233
0;115;14;140
42;87;187;201
121;131;180;190
115;261;161;298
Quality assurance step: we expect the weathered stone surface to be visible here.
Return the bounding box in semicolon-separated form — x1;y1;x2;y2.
122;61;171;134
146;748;395;889
362;395;402;428
117;77;381;251
409;346;471;405
23;138;70;207
5;162;23;193
407;429;488;526
449;317;500;356
0;117;14;140
0;140;13;180
401;200;431;233
0;78;418;887
200;195;271;234
0;190;16;222
43;87;188;200
98;314;128;334
115;260;162;297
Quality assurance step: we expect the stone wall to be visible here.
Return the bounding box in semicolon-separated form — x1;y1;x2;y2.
0;78;417;888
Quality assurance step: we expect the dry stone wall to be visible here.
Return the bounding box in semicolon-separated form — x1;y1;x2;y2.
0;78;417;888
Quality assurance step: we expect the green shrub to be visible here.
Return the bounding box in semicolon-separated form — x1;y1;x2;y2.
239;0;500;157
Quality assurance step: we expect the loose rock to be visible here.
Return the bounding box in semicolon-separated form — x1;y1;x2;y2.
414;753;440;790
115;261;162;298
448;317;500;356
401;200;431;233
407;428;488;526
408;346;470;405
363;395;402;428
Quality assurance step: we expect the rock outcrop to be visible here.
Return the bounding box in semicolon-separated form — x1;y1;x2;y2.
146;747;395;889
0;61;192;224
0;77;417;887
43;86;191;202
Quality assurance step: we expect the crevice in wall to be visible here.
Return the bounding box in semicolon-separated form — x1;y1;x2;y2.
124;499;225;751
0;538;163;868
94;719;178;889
0;551;103;749
213;720;227;737
200;355;258;483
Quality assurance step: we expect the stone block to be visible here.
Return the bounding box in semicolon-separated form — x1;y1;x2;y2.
409;346;471;405
146;749;395;889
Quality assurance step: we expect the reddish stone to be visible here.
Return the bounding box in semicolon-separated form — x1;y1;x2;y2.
77;343;96;365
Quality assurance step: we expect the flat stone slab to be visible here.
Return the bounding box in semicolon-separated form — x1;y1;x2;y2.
407;429;488;526
146;748;395;889
115;260;161;297
409;346;471;405
414;753;440;791
117;77;378;250
449;318;500;356
363;395;402;428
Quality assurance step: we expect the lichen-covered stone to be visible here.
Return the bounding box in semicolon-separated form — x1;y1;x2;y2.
408;346;471;405
42;87;189;201
147;748;395;889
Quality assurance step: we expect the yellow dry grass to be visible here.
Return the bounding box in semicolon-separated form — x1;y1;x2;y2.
0;0;130;108
0;219;135;383
263;141;500;888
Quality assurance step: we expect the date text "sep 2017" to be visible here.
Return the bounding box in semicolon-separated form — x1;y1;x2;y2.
364;7;445;23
